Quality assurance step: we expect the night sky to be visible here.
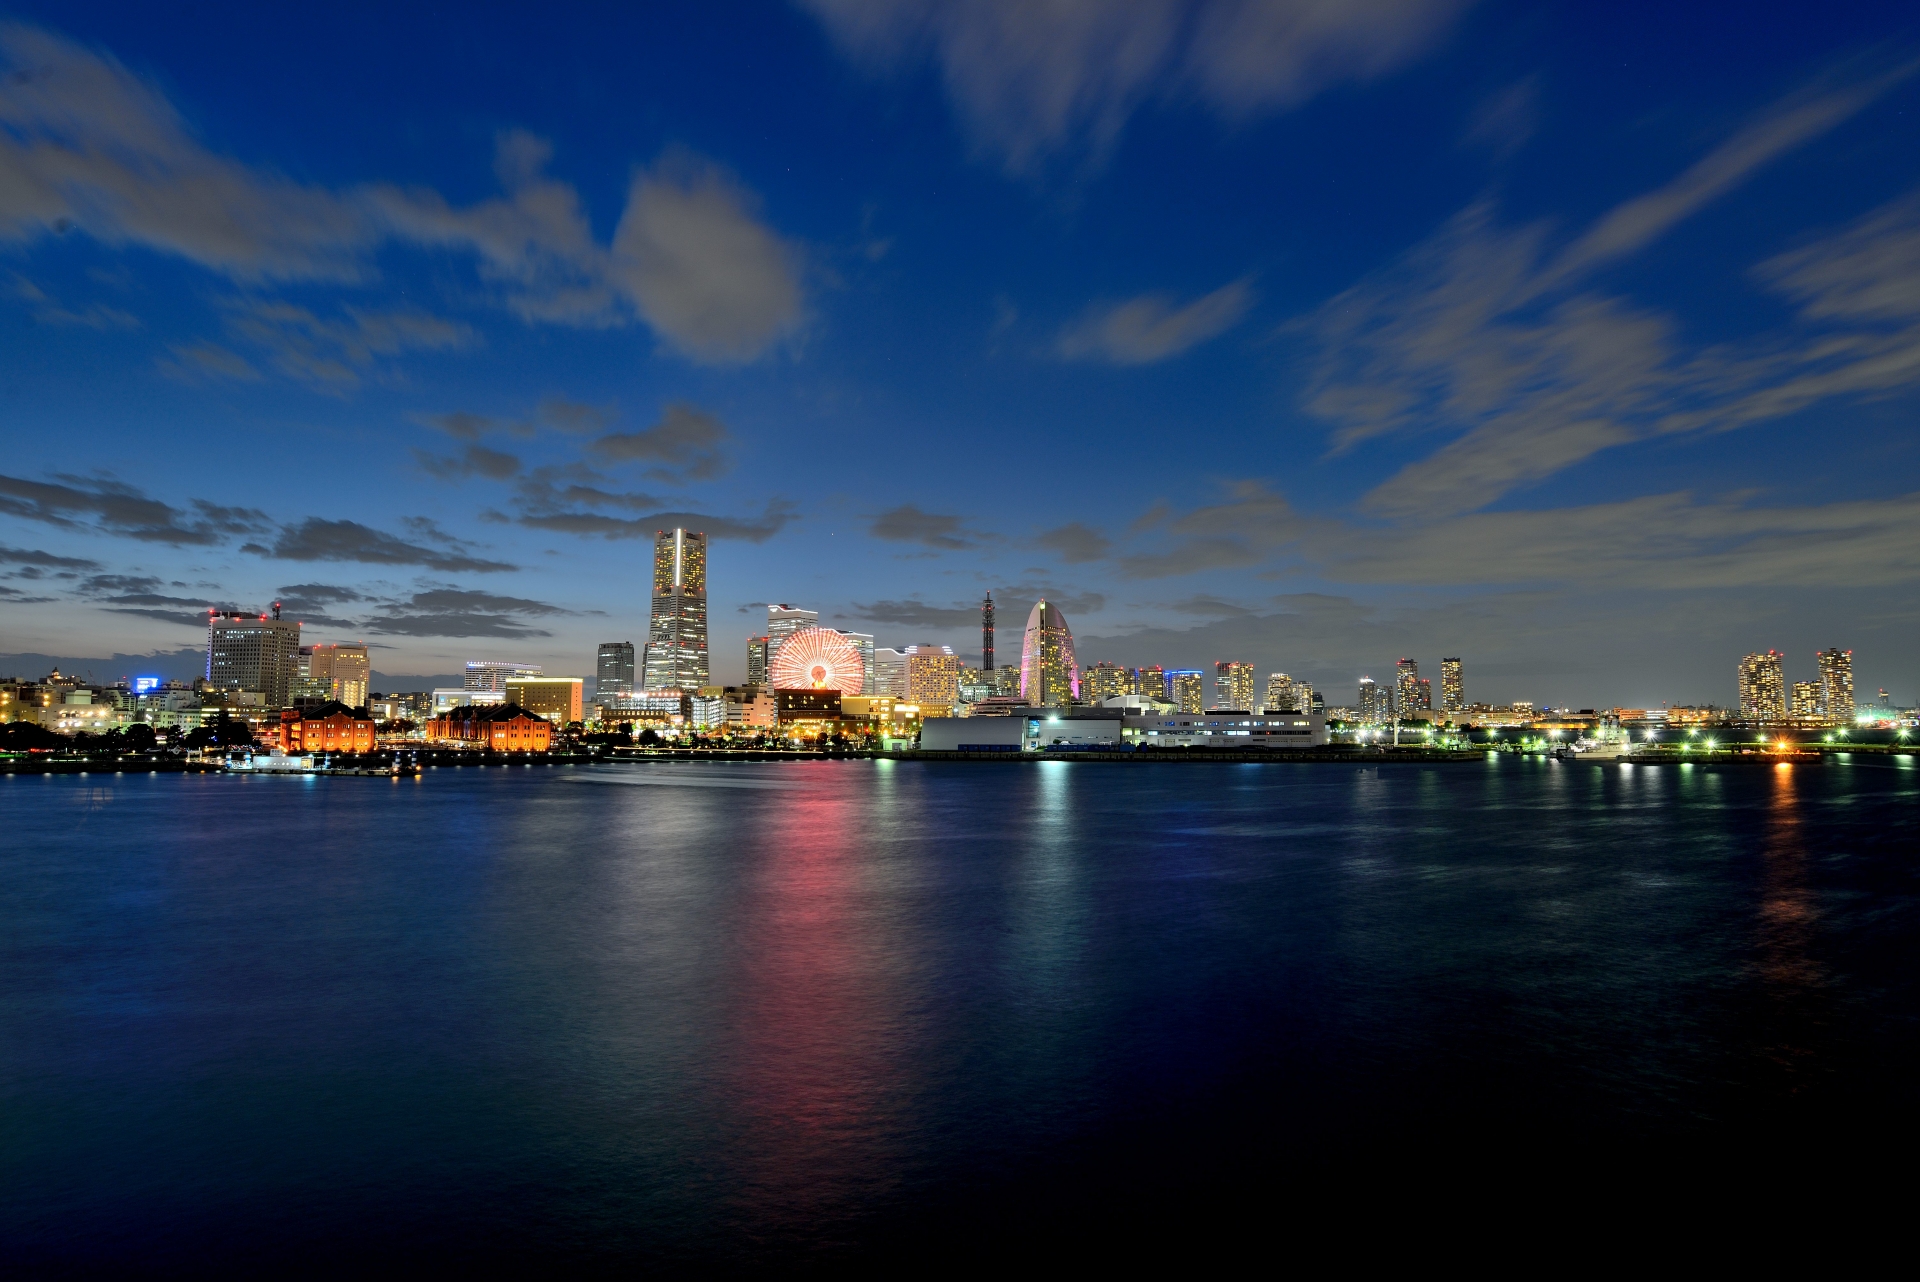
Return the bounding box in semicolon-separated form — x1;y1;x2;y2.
3;1;1917;705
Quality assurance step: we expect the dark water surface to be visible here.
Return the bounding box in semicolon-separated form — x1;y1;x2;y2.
3;756;1917;1263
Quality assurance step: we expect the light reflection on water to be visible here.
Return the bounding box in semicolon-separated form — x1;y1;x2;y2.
1;756;1916;1264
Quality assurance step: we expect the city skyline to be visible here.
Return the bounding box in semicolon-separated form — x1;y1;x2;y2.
5;5;1920;706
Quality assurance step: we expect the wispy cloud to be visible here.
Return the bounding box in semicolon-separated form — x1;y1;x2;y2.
868;504;978;549
0;472;270;545
0;25;804;363
589;402;732;482
1057;279;1252;364
244;519;518;572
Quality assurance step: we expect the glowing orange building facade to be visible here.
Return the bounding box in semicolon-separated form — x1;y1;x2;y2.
426;703;555;751
278;702;376;752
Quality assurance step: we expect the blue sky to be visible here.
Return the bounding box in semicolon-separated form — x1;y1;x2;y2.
3;1;1918;705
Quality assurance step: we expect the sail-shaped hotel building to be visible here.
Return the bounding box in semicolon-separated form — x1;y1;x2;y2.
1019;599;1080;707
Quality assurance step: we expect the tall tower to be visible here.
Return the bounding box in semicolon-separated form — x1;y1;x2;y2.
1019;599;1080;707
982;593;995;671
1817;648;1853;724
1737;651;1786;720
1441;658;1463;712
1214;661;1255;710
643;528;709;691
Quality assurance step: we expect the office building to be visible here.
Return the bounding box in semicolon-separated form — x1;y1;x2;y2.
765;604;819;674
957;667;997;704
746;636;769;687
1264;673;1296;713
1791;680;1822;719
837;630;876;693
1441;658;1464;712
905;643;961;708
1214;661;1255;711
596;642;636;696
207;607;301;708
1084;660;1133;703
506;676;584;725
1169;670;1204;714
872;647;909;697
1737;651;1787;720
305;642;369;707
643;528;709;690
1817;647;1853;723
466;660;542;692
1019;599;1080;707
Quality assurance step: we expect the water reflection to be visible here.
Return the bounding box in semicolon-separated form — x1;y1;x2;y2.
1754;764;1825;1082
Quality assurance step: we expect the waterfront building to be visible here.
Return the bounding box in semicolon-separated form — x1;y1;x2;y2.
596;642;636;696
1019;600;1080;707
1441;658;1464;712
746;636;769;686
426;703;554;752
643;528;709;690
207;607;301;708
872;647;909;697
465;660;541;692
1358;677;1395;725
1215;661;1256;711
770;627;866;693
277;701;376;753
1137;665;1167;701
505;676;584;725
1084;660;1133;703
764;604;819;674
1394;659;1426;714
305;642;369;707
1817;648;1854;723
837;630;876;692
775;688;842;725
1791;680;1822;719
1737;651;1788;720
1169;670;1204;714
905;643;961;707
1265;673;1296;713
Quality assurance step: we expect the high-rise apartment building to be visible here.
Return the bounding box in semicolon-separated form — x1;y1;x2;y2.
1264;673;1296;713
1169;671;1204;714
306;642;370;707
207;608;301;708
1019;599;1080;707
1214;661;1255;711
1083;660;1132;703
1298;683;1316;716
1137;665;1167;701
596;642;636;695
1416;677;1433;714
1394;659;1424;714
643;528;709;690
1817;648;1853;723
1441;658;1463;712
746;636;769;686
1358;677;1394;725
1737;651;1787;720
1790;681;1822;719
904;644;960;707
466;660;542;692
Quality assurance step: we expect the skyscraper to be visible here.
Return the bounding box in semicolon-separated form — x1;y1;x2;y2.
466;660;541;691
746;636;769;686
872;647;908;697
1395;658;1423;713
904;644;960;707
596;642;636;696
1019;599;1080;707
1215;661;1255;710
1738;651;1787;720
764;604;819;674
1083;660;1131;702
207;608;301;708
1264;673;1296;713
1358;677;1394;726
1817;647;1853;723
1169;670;1204;714
1441;658;1463;712
307;642;370;707
1137;665;1167;701
1791;680;1822;719
643;528;709;690
837;630;876;693
982;593;995;671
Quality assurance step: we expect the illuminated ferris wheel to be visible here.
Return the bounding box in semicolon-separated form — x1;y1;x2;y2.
769;627;865;693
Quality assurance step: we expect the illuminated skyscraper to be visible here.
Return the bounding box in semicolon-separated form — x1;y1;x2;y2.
1137;665;1167;701
596;642;636;696
1791;681;1822;719
643;528;709;690
1441;658;1463;712
307;642;370;707
1084;660;1131;702
837;630;875;692
746;636;769;686
1416;677;1432;713
1358;677;1394;725
1817;647;1853;723
1264;673;1296;713
207;607;301;708
1737;651;1787;720
1169;670;1203;714
1215;661;1255;711
765;604;818;674
1297;682;1316;716
1395;658;1425;713
1019;599;1080;707
872;647;908;697
904;644;960;707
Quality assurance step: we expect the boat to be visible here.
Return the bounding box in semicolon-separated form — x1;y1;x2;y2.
223;748;418;777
